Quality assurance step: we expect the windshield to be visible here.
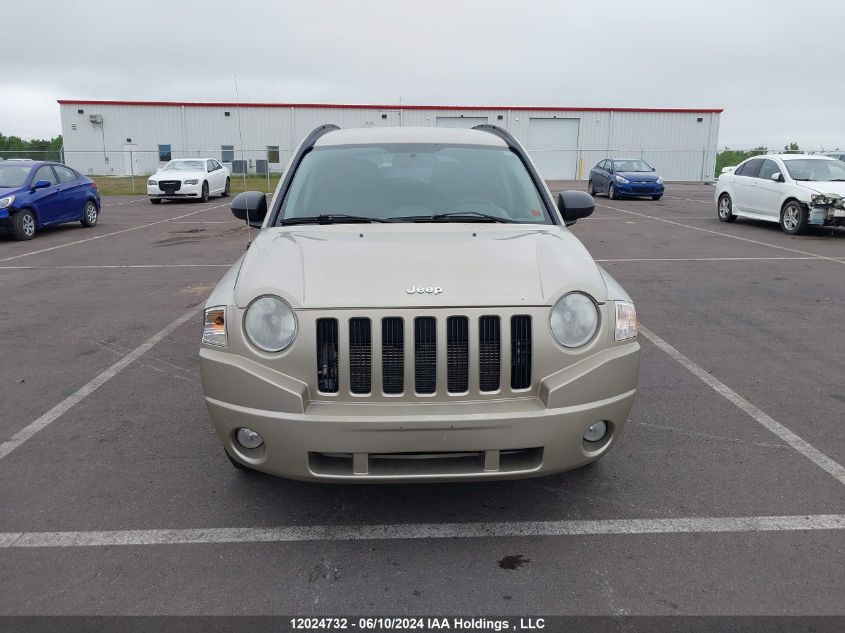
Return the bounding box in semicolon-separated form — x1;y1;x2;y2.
783;158;845;181
162;160;204;171
0;163;32;188
613;159;654;172
278;144;552;224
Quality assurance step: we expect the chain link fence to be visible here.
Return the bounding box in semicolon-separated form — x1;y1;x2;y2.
3;146;842;194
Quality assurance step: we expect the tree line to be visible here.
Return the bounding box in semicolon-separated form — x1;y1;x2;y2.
0;133;63;161
715;142;804;175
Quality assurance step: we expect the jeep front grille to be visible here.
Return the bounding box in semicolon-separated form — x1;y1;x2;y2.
314;313;532;397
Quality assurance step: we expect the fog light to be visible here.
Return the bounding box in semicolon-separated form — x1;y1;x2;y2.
236;427;263;449
583;421;608;443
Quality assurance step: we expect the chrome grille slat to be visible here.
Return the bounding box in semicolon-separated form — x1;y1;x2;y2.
316;318;339;393
381;317;404;394
348;318;371;394
510;315;532;390
478;315;501;392
446;316;469;393
414;317;437;394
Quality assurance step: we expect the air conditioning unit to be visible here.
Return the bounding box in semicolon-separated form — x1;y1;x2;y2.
89;114;103;124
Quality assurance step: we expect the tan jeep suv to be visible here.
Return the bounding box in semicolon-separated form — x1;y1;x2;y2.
199;124;640;482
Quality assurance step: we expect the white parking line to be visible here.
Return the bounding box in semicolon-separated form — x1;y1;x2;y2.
101;200;139;208
0;264;230;270
639;325;845;486
0;308;200;461
0;202;230;263
0;514;841;548
598;203;845;266
597;256;843;262
665;196;712;203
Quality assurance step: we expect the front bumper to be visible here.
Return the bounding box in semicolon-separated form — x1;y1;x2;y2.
147;182;202;199
200;341;640;482
616;182;664;197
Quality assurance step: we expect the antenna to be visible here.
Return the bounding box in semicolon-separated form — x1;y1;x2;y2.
234;74;251;247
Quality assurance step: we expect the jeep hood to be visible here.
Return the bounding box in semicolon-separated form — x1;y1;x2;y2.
233;225;609;309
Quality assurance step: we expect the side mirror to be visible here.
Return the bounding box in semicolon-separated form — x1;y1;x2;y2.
231;191;267;228
557;191;595;226
32;179;51;190
651;167;656;171
770;172;784;183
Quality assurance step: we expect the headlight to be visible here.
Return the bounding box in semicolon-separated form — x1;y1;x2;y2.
811;193;841;207
657;177;664;184
202;306;227;347
184;179;199;185
0;195;14;210
615;175;629;184
550;292;600;348
147;180;156;187
243;295;297;353
614;301;638;341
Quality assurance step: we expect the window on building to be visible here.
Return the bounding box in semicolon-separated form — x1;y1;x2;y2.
77;109;84;114
224;111;231;117
267;146;280;163
158;144;172;162
221;145;234;163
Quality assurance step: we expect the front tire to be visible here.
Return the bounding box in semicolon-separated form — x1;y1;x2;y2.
718;194;736;222
608;183;618;200
11;209;36;240
780;200;807;235
200;181;209;203
652;195;662;201
80;200;98;227
222;177;231;197
588;180;596;196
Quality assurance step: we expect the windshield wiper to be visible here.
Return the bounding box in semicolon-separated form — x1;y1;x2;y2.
393;211;514;223
279;214;392;225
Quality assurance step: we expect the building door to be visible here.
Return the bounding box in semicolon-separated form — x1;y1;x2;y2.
122;144;139;177
376;111;401;126
435;116;488;129
526;118;580;180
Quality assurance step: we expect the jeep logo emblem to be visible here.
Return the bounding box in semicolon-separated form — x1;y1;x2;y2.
406;285;443;295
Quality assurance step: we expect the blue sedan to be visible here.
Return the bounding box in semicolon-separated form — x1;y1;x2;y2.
0;160;101;240
588;158;664;200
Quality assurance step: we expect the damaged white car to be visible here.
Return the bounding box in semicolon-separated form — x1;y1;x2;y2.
715;154;845;234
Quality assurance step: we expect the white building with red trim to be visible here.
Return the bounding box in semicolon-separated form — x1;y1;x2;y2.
58;100;721;181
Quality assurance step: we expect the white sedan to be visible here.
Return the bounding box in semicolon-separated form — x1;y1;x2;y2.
147;158;230;204
715;154;845;234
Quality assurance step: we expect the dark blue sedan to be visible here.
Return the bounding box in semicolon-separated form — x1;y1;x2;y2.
588;158;664;200
0;159;100;240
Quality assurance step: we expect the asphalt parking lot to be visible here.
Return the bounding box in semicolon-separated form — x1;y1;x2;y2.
0;185;843;617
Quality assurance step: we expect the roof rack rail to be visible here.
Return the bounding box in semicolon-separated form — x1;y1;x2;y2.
267;124;340;225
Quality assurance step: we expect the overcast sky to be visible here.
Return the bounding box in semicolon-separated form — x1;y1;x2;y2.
3;0;844;149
